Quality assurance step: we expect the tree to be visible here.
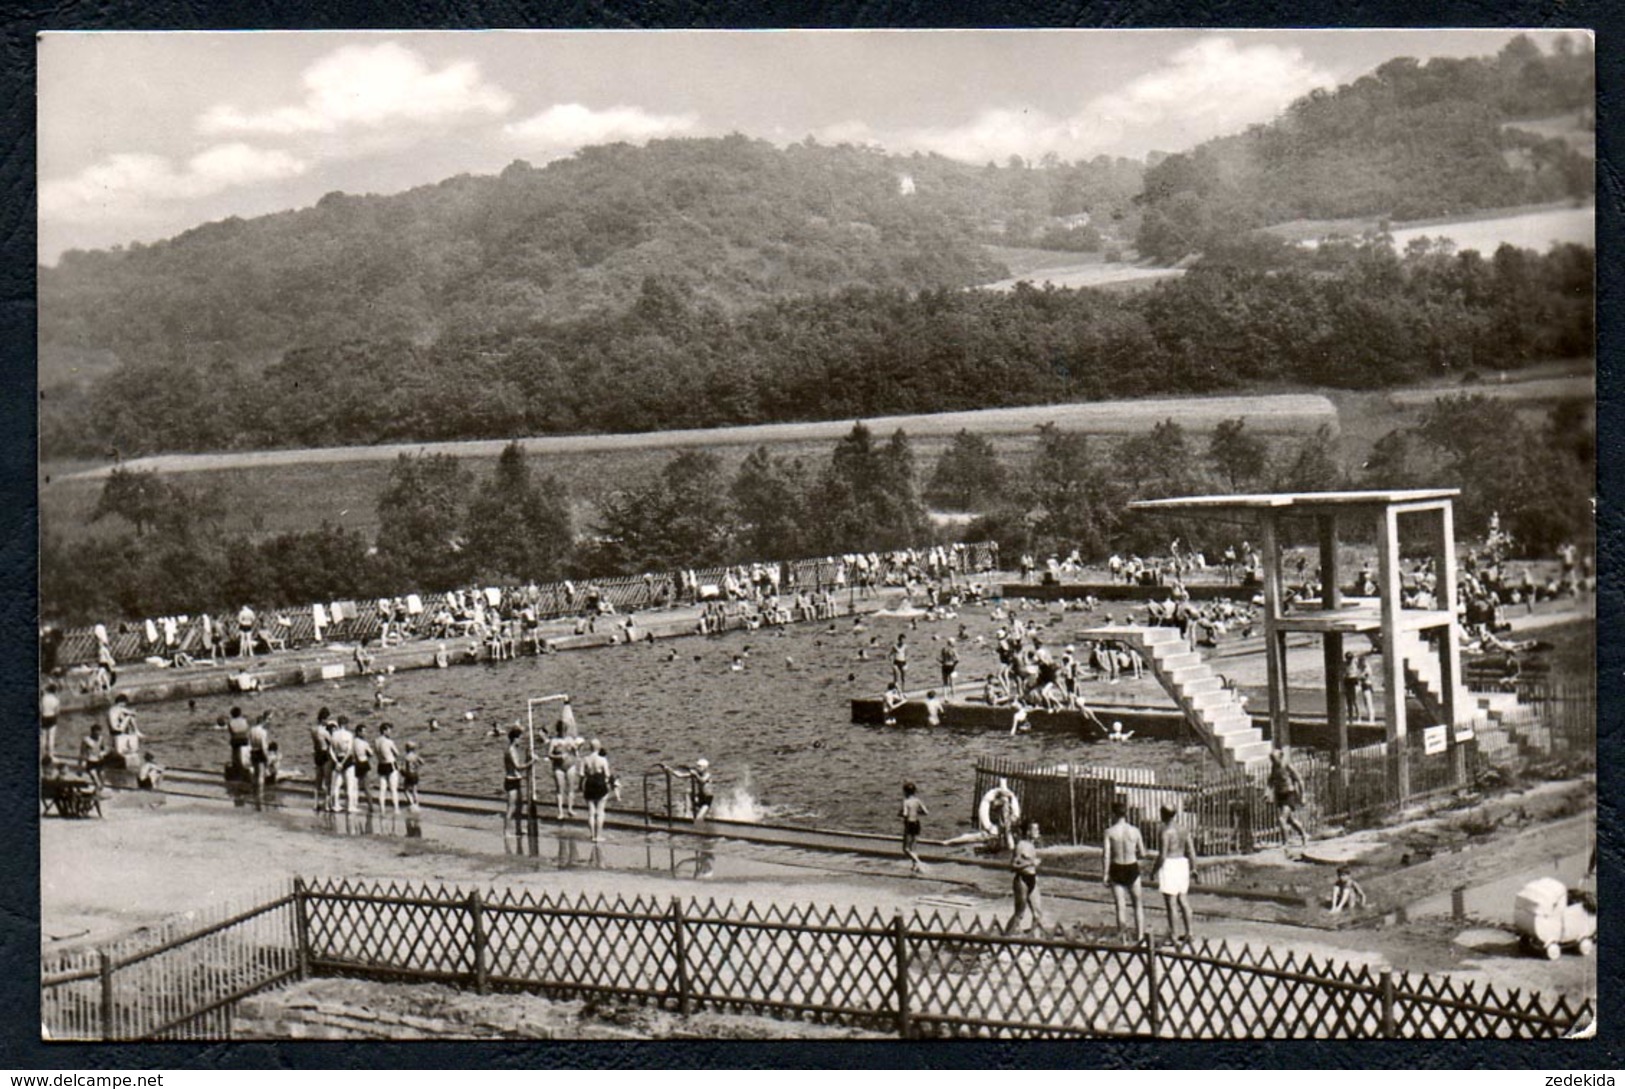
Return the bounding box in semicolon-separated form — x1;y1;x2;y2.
91;467;169;537
1208;417;1269;492
925;429;1007;511
731;446;810;559
811;423;930;553
1273;424;1345;493
465;442;574;582
374;453;475;591
1020;423;1119;556
1112;419;1203;498
597;450;735;571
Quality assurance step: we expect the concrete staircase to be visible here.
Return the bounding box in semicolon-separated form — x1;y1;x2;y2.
1394;630;1543;761
1090;626;1272;770
1394;629;1473;727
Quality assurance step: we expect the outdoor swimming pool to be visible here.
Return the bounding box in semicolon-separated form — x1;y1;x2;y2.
64;611;1216;836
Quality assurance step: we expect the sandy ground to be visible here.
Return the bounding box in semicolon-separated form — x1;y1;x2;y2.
42;787;1597;1008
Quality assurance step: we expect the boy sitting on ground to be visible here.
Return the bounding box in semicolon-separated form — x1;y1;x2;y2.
1329;865;1368;915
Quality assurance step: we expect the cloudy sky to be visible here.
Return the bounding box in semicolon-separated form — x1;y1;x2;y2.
37;29;1579;263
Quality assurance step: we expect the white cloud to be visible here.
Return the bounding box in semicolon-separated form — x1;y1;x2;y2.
846;38;1332;164
41;143;308;221
199;42;512;136
1083;38;1330;152
503;103;698;153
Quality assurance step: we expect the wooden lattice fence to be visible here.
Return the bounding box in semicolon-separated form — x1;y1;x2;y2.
41;884;301;1041
46;877;1586;1040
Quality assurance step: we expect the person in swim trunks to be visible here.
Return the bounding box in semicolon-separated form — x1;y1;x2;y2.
375;721;400;814
328;715;355;813
503;725;534;834
1103;800;1146;942
226;706;251;780
579;739;612;843
401;741;422;810
899;781;928;875
247;712;271;803
351;723;375;812
1005;820;1044;935
1150;804;1197;945
310;709;333;813
40;682;60;762
1268;749;1310;849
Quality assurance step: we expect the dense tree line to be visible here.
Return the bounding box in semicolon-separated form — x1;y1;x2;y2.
45;393;1592;628
1135;36;1594;261
40;235;1593;459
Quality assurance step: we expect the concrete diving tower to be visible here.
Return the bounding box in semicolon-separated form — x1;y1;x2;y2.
1079;624;1272;770
1132;488;1466;798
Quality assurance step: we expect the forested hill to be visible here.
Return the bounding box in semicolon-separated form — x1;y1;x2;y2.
1135;35;1595;261
39;136;1143;384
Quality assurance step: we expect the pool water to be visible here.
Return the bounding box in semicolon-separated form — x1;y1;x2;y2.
64;612;1214;836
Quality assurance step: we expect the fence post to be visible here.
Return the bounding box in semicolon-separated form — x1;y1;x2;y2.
670;897;692;1016
891;912;912;1039
468;891;488;995
1142;935;1162;1037
292;877;311;980
1380;969;1396;1037
1066;767;1079;846
97;950;115;1041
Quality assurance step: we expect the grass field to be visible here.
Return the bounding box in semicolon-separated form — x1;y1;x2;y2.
1264;201;1594;253
976;245;1184;292
42;393;1335;546
40;359;1592;551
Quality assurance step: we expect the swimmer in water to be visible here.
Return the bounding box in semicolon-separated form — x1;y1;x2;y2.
1108;721;1135;742
730;654;745;672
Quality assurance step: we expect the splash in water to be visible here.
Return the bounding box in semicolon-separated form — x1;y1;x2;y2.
711;766;767;822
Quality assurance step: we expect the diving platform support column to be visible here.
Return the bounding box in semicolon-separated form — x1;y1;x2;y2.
1318;514;1348;791
1375;505;1409;798
1428;500;1465;781
1260;512;1290;749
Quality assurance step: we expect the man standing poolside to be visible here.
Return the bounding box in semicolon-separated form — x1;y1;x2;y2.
40;682;60;762
310;710;333;813
503;726;534;835
1103;801;1146;942
899;781;928;875
1005;821;1044;934
1150;804;1197;945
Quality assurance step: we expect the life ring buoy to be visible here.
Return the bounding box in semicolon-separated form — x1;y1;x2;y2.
979;786;1021;838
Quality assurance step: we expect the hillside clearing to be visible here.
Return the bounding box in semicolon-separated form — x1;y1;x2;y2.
1264;202;1593;253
